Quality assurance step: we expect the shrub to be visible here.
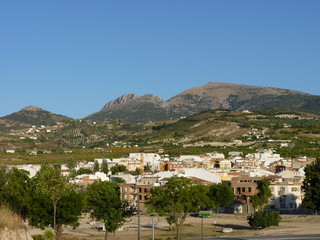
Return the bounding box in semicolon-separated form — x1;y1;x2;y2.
247;210;281;229
44;229;54;239
32;235;45;240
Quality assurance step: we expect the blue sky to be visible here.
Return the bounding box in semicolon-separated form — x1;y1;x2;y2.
1;1;320;119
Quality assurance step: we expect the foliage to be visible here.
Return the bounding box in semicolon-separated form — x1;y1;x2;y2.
86;181;133;240
32;235;46;240
110;165;127;175
0;168;31;219
0;165;8;189
77;167;93;175
28;179;84;240
113;177;126;183
66;160;77;178
146;176;207;240
247;210;281;229
207;183;234;212
93;160;100;172
101;159;109;175
35;164;76;240
250;179;272;211
44;229;54;239
302;159;320;212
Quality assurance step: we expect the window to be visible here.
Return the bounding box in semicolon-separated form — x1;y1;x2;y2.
248;187;251;192
280;203;286;208
280;195;287;202
242;187;246;192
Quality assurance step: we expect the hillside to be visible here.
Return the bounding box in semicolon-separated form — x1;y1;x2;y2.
1;109;320;157
0;106;72;128
86;82;320;123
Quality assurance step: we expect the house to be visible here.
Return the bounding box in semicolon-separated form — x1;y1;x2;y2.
231;176;263;214
231;176;262;204
119;182;154;212
269;181;304;213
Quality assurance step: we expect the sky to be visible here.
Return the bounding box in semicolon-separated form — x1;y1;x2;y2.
1;1;320;119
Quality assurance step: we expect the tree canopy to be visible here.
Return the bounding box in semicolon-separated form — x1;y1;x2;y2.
86;181;133;240
147;176;207;240
207;183;234;212
302;159;320;213
250;179;272;211
35;164;75;240
0;167;31;219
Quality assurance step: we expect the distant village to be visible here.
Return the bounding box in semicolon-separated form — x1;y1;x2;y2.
12;148;312;214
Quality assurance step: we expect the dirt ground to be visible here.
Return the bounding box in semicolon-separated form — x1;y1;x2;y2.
28;213;320;240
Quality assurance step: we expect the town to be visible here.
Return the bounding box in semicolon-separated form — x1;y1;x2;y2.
12;148;311;214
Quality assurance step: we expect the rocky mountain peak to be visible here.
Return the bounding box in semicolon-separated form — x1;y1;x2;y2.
102;93;165;110
102;93;140;110
21;105;42;111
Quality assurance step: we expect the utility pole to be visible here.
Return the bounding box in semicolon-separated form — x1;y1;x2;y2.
138;194;140;240
151;154;156;240
201;216;204;240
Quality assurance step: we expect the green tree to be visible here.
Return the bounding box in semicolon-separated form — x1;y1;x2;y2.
0;165;8;189
77;168;93;175
110;165;127;175
93;160;100;172
250;179;272;211
146;176;207;240
302;159;320;213
35;164;74;240
247;210;281;229
101;159;109;175
28;180;84;240
0;168;31;219
113;177;126;183
207;183;234;212
86;181;132;240
66;159;77;178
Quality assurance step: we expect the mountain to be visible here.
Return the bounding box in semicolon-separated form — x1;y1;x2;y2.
0;105;72;128
85;94;180;123
86;82;320;123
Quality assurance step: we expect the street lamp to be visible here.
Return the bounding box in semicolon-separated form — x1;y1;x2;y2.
151;154;157;240
201;216;204;240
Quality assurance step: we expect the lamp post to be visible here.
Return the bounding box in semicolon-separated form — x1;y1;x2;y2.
138;194;140;240
201;216;204;240
151;154;156;240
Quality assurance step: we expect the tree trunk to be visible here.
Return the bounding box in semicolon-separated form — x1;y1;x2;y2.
104;230;108;240
55;224;63;240
175;223;181;240
175;212;188;240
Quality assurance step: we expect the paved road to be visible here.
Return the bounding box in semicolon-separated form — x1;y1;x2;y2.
186;234;320;240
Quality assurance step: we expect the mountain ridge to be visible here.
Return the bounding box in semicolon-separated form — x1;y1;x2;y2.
86;82;320;122
1;82;320;125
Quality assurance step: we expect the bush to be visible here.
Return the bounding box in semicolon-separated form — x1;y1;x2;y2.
44;229;54;239
247;210;281;229
32;235;45;240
